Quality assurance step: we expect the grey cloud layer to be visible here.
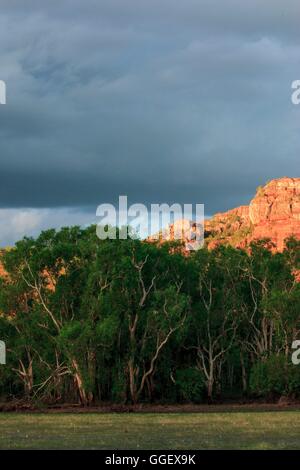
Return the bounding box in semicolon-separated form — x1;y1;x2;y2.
0;0;300;221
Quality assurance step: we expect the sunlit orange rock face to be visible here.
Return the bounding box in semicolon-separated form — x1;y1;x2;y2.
0;250;8;278
205;177;300;252
154;177;300;253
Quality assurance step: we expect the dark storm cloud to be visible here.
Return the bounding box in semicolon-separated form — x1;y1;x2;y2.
0;0;300;230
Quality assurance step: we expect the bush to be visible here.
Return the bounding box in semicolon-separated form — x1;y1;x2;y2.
175;368;205;402
250;354;300;398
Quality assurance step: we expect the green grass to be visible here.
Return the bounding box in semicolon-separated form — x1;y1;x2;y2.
0;411;299;449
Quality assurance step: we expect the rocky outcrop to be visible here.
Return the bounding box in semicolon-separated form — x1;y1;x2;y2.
149;218;204;251
205;177;300;251
149;177;300;252
0;250;8;278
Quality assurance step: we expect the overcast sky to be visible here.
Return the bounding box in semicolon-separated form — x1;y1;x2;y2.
0;0;300;245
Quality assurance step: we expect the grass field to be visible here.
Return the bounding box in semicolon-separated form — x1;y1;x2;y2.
0;411;299;449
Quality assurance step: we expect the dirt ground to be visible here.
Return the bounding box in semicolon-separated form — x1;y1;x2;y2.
1;401;300;413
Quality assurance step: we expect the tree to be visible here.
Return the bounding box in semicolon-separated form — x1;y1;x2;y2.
190;247;243;401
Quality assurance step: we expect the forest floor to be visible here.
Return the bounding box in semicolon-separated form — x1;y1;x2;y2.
0;410;299;449
1;400;300;413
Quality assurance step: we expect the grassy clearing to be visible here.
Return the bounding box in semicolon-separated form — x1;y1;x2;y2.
0;411;299;450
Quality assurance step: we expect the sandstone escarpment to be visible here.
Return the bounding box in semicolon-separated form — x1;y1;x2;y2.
205;177;300;251
0;250;8;278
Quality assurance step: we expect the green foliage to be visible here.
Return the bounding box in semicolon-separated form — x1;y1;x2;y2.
175;368;205;402
0;225;299;404
250;355;300;397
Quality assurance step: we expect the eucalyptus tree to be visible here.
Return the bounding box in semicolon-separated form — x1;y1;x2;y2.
190;246;245;401
90;239;190;403
0;227;98;403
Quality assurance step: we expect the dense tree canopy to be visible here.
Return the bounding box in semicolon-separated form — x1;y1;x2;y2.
0;227;299;405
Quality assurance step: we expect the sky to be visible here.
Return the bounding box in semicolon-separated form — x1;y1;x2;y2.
0;0;300;245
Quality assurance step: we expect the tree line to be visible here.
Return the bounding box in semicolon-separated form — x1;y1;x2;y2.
0;226;299;405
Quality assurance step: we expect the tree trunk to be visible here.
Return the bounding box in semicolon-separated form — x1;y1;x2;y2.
128;359;138;404
87;350;96;404
71;359;88;406
207;375;214;402
240;352;247;395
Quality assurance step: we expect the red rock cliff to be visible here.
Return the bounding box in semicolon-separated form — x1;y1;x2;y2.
205;177;300;251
